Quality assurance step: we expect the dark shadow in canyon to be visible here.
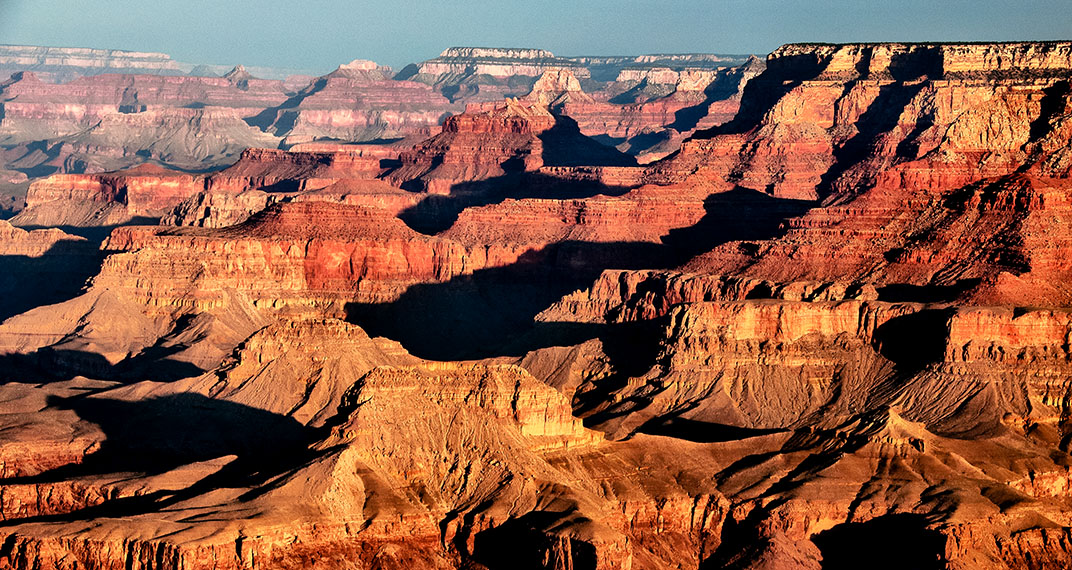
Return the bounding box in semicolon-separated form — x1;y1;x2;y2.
701;505;791;570
667;66;752;133
613;130;674;157
5;140;64;179
556;317;670;426
0;326;215;386
396;115;637;235
1;393;314;486
471;511;598;570
640;418;785;443
345;241;660;360
350;188;814;361
397;172;635;235
540;115;638;167
0;239;106;322
0;220;221;385
245;77;329;135
19;218;158;243
1026;80;1070;148
872;308;953;373
815;47;944;199
693;51;830;137
701;509;943;570
816;81;928;199
0;393;324;526
813;514;945;570
0;349;128;384
607;80;671;105
876;279;981;303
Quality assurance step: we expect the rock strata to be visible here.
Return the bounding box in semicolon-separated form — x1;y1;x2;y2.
2;41;1072;570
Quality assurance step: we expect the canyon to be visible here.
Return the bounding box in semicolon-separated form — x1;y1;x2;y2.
0;40;1070;570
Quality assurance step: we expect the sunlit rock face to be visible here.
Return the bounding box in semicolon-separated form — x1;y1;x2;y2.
2;41;1072;570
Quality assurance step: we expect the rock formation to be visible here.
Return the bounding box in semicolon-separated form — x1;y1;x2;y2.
0;44;314;83
397;47;753;104
0;45;187;83
1;41;1072;570
1;46;761;222
248;61;455;147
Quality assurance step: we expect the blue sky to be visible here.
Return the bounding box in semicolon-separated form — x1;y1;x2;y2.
1;0;1069;73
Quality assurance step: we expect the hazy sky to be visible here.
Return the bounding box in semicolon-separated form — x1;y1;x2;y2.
1;0;1069;73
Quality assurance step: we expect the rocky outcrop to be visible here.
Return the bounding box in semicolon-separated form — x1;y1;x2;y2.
0;44;312;83
13;163;207;226
386;98;636;194
567;299;915;436
3;41;1072;570
203;147;388;192
0;71;290;134
559;42;1072;311
0;321;728;570
385;100;557;193
0;60;431;178
540;268;886;324
650;42;1072;200
95;193;694;318
0;220;102;321
561;60;763;162
252;68;455;146
1;45;762;188
945;306;1072;364
0;71;285;174
395;47;587;104
14;146;420;228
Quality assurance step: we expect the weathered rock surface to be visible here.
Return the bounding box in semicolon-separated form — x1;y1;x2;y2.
1;47;765;226
250;61;455;147
2;41;1072;570
0;45;187;83
386;97;637;195
15;147;415;229
0;44;313;83
14;164;206;227
398;47;753;104
560;58;765;162
0;322;727;570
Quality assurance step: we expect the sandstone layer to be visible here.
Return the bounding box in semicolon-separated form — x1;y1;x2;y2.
1;41;1071;570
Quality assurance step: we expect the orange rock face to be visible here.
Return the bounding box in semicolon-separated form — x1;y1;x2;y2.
5;41;1072;570
17;164;206;226
385;98;637;194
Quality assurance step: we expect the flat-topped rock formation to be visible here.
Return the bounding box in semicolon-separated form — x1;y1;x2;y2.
0;44;186;83
651;41;1072;197
553;59;764;162
0;44;317;82
400;46;586;80
774;41;1072;77
13;163;207;226
12;146;418;228
0;70;287;174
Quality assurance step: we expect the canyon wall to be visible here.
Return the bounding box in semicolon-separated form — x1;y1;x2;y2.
0;41;1070;570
